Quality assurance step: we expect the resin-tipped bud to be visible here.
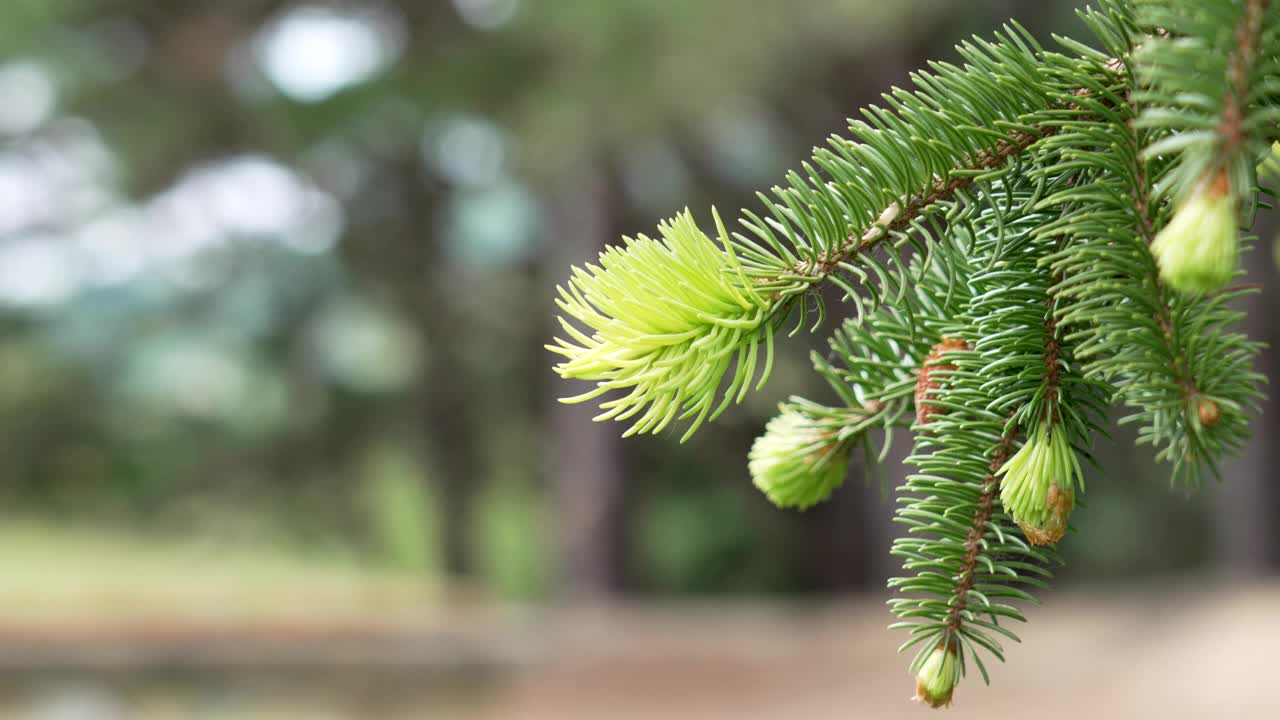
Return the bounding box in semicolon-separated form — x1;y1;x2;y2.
996;421;1084;545
748;408;848;509
1151;170;1238;294
913;642;960;709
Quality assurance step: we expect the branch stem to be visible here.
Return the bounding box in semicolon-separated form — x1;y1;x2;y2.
1219;0;1270;153
794;127;1056;279
944;425;1019;638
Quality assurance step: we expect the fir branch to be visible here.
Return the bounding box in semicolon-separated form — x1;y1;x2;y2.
550;1;1270;705
735;22;1070;319
1039;24;1264;485
1135;0;1280;203
892;189;1090;699
552;23;1135;440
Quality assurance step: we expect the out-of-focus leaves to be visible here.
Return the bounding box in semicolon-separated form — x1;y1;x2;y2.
6;0;1209;603
361;442;440;574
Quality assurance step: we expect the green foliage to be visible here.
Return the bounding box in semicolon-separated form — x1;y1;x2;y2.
1134;0;1279;205
550;209;781;441
747;403;854;509
889;184;1094;690
549;0;1273;707
474;478;549;601
633;480;786;594
362;444;440;574
1133;0;1280;293
1037;4;1266;486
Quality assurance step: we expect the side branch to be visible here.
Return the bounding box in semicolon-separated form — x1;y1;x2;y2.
795;126;1055;278
943;426;1019;638
1220;0;1270;153
1127;100;1202;400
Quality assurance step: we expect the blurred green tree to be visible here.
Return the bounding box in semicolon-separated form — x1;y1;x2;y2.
2;0;1270;610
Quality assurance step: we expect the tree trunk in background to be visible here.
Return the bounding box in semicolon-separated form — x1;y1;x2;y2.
417;279;480;580
546;160;627;599
1214;220;1280;575
429;390;479;578
389;163;483;581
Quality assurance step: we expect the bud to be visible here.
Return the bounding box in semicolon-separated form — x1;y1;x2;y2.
996;422;1084;545
1196;396;1221;428
913;642;960;709
915;338;972;425
1150;170;1238;294
749;409;848;509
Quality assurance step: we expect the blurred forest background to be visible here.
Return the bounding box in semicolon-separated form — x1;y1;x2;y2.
0;0;1278;717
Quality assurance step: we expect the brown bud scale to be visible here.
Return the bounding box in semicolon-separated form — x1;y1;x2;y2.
1018;481;1073;546
915;338;972;426
1197;397;1221;428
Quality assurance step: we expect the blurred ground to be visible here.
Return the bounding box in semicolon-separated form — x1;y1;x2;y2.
0;528;1275;719
479;583;1280;719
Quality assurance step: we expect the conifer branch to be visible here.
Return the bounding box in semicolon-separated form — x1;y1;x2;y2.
550;0;1270;706
793;126;1054;279
791;64;1134;292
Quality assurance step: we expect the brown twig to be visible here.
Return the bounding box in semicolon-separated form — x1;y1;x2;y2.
1220;0;1270;154
944;426;1019;638
792;128;1054;279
